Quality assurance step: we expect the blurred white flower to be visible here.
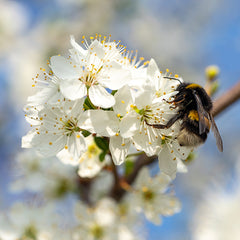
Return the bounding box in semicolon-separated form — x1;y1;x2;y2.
73;199;118;240
77;141;109;178
10;150;77;198
0;0;29;53
192;158;240;240
130;167;181;225
90;172;114;203
0;202;59;240
73;198;141;240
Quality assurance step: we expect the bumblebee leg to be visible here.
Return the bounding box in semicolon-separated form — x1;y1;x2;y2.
164;96;185;105
146;113;182;129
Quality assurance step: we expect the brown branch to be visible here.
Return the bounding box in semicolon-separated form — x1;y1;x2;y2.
212;80;240;117
77;177;93;205
110;153;157;201
125;154;157;185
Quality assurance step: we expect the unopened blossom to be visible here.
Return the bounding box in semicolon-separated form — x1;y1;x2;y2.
130;167;181;225
22;98;88;161
50;35;132;108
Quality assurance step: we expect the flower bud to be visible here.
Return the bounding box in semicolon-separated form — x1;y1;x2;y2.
205;65;220;81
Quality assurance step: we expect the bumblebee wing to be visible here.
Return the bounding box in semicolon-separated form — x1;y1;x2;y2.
209;113;223;152
194;93;208;134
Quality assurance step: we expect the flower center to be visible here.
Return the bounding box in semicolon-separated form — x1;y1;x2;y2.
142;186;155;201
62;118;80;136
21;225;37;240
79;65;103;88
91;224;104;239
131;105;152;122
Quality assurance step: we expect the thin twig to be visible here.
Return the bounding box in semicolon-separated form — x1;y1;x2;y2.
212;80;240;117
125;154;157;185
111;153;157;201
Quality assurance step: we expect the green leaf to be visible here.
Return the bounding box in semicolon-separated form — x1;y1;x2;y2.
184;152;196;164
81;130;91;137
125;160;134;176
94;137;109;152
84;96;96;110
111;90;118;96
99;151;106;162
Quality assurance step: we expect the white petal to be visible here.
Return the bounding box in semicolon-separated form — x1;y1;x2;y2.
135;167;151;187
70;35;87;57
109;135;131;165
27;86;62;105
78;157;105;178
57;148;79;166
22;129;36;148
50;56;80;79
89;85;115;108
113;85;133;116
132;127;159;156
62;98;84;118
119;111;140;138
177;159;188;173
80;110;119;137
158;146;177;180
135;90;154;109
68;133;87;160
99;63;131;90
60;79;87;100
147;58;161;90
88;40;105;59
147;58;159;80
171;140;192;160
30;132;66;157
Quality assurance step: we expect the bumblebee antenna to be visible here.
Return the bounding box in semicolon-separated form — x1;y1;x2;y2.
163;76;182;83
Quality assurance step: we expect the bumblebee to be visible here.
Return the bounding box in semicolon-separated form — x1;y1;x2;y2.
147;81;223;152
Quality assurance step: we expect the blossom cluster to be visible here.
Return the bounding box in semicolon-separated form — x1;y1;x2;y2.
22;34;192;179
1;156;180;240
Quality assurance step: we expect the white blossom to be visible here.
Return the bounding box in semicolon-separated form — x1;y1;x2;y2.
0;203;59;240
192;159;240;240
57;135;108;178
129;167;181;225
73;199;118;240
10;150;77;198
22;98;88;161
50;35;132;108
